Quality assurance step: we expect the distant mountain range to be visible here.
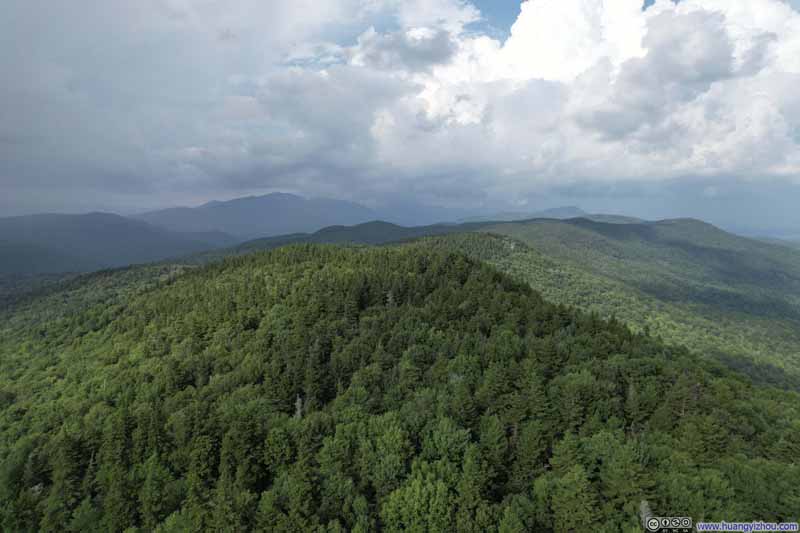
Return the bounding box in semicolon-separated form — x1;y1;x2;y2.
459;206;588;222
459;206;642;225
135;193;377;240
0;213;234;274
7;192;647;274
0;193;379;274
135;194;645;238
4;206;800;389
761;237;800;250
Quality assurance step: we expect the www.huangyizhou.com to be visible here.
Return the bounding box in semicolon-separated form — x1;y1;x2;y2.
696;522;799;532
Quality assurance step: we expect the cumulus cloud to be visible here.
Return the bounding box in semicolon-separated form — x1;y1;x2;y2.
1;0;800;217
351;28;458;72
573;9;740;140
498;0;647;82
364;0;800;195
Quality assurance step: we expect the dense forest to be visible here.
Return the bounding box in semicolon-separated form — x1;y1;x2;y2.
0;273;73;310
1;244;798;531
474;220;800;387
189;218;800;388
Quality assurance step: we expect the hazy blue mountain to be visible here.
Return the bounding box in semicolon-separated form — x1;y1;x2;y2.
532;206;588;219
179;231;238;248
136;192;377;239
0;213;225;274
458;206;589;223
0;241;95;274
724;223;800;241
759;237;800;250
458;207;648;225
584;213;644;224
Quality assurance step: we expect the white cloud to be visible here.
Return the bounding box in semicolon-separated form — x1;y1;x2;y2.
378;0;800;189
350;28;457;71
498;0;647;82
2;0;800;214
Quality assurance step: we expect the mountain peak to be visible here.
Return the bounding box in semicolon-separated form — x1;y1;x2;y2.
136;193;376;239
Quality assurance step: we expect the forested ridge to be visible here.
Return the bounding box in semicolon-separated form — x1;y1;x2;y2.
418;232;800;390
0;213;228;275
0;272;74;310
477;219;800;386
184;217;800;388
1;244;799;531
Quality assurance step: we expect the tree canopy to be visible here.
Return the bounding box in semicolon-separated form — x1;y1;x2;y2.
1;244;798;531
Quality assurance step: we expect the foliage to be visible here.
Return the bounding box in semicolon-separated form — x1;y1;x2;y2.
0;273;74;310
1;244;798;531
211;218;800;388
463;221;800;387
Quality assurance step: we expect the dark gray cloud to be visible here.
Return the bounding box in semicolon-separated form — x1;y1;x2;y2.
351;28;458;71
1;0;799;228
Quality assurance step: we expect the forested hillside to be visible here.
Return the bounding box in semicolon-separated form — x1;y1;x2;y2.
200;218;800;388
0;213;231;275
1;245;798;532
476;220;800;387
0;273;74;310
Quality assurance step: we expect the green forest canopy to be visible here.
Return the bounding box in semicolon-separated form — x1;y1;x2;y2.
1;243;798;531
195;218;800;389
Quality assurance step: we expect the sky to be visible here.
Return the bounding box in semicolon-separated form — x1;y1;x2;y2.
469;1;522;36
2;0;800;233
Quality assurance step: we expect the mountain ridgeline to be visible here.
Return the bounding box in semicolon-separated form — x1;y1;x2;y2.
476;218;800;385
0;244;798;532
0;194;378;275
135;193;377;240
203;217;800;388
4;212;800;389
0;213;234;275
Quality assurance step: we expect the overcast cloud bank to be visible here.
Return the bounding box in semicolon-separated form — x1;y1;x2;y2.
1;0;799;225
